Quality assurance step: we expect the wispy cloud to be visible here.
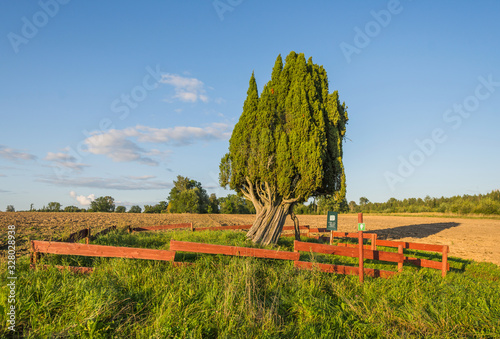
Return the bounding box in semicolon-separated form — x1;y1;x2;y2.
45;150;90;171
127;175;156;180
160;73;209;103
82;123;231;165
0;145;37;161
39;175;172;191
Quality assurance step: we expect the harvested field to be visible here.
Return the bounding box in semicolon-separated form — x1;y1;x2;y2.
1;212;499;265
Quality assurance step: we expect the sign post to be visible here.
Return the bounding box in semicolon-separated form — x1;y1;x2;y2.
358;212;364;283
326;211;338;245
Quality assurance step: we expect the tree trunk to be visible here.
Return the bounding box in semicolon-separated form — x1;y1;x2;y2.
246;202;291;245
290;211;300;241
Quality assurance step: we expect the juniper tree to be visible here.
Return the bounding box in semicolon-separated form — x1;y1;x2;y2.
219;51;348;245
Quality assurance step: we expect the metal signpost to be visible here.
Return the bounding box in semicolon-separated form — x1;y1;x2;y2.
326;211;338;231
327;211;338;245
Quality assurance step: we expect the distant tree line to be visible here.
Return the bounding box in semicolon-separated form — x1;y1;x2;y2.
346;191;500;215
9;178;496;216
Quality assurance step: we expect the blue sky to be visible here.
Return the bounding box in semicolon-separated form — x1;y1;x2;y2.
1;0;499;211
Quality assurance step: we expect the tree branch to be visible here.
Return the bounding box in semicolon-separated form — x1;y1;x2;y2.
256;181;270;205
245;177;263;213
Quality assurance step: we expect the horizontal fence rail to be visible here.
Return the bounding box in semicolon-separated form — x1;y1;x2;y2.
170;240;300;261
294;261;397;278
31;240;176;262
294;241;404;264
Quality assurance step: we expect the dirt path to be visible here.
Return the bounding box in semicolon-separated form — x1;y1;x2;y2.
1;212;499;266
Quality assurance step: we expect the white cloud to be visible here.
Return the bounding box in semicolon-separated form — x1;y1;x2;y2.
84;128;159;166
0;145;37;161
160;73;209;103
70;191;95;206
82;123;231;165
45;150;89;171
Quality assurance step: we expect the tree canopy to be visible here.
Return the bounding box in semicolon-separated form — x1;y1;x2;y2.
167;175;210;213
89;196;115;212
220;51;348;244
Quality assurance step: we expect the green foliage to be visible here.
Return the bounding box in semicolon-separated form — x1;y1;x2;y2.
293;202;317;215
143;201;168;214
207;193;219;214
115;206;127;213
220;51;348;208
6;205;15;212
359;197;369;206
354;190;500;215
89;196;115;212
47;201;61;212
5;230;500;338
317;195;348;214
128;205;142;213
219;194;256;214
64;205;84;212
168;176;210;213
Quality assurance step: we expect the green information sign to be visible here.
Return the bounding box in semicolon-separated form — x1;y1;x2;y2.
326;211;338;231
358;223;366;231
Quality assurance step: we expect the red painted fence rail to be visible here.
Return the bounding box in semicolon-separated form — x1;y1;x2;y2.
170;240;300;261
294;261;397;279
294;241;404;264
31;240;176;262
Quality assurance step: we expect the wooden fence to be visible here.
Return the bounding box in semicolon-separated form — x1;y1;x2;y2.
170;240;299;261
30;222;450;280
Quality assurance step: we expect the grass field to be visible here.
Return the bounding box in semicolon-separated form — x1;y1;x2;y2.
1;224;500;338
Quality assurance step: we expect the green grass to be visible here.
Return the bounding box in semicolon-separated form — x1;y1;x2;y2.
1;228;499;338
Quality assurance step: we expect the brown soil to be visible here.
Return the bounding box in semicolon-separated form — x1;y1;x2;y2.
1;212;499;266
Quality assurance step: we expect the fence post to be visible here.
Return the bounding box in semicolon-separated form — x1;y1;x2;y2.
358;230;364;283
30;240;35;265
30;240;39;265
371;233;377;251
442;245;448;277
358;213;364;282
190;223;194;232
398;245;404;272
86;228;90;244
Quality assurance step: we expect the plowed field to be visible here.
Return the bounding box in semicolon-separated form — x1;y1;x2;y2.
1;212;499;265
